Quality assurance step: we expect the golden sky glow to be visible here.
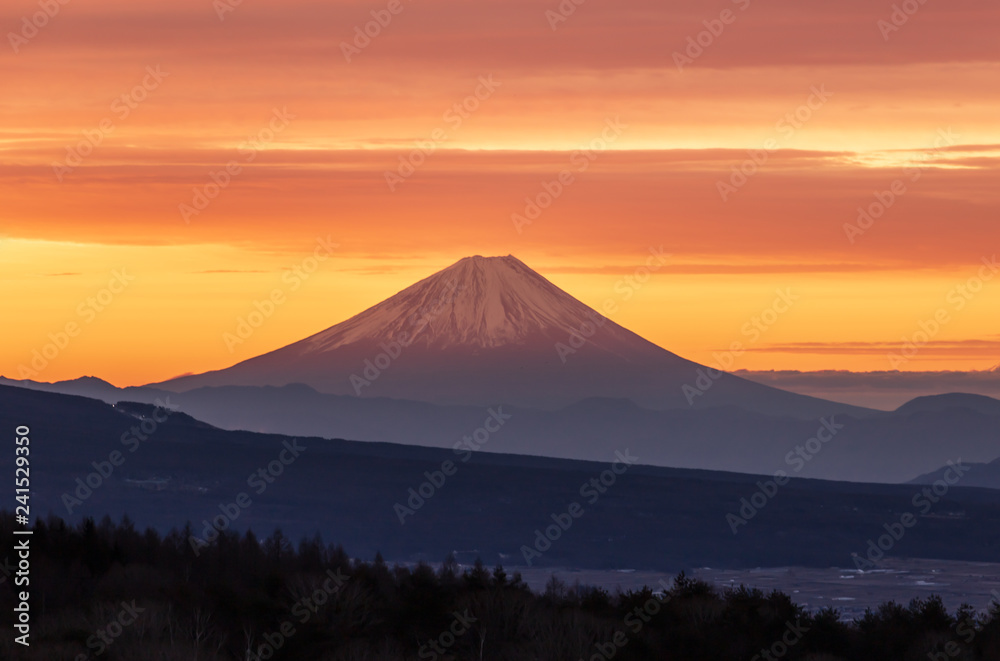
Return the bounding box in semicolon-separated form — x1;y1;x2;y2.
2;0;999;385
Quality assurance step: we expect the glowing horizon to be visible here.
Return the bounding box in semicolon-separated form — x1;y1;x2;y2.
3;0;999;384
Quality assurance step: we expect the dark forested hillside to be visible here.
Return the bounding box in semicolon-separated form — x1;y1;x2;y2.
1;512;998;660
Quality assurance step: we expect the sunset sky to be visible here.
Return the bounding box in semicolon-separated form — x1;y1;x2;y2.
2;0;999;386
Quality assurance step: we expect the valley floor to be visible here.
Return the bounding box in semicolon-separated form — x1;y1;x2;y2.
514;557;1000;620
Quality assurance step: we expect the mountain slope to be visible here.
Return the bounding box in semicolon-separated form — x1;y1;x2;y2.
895;392;1000;417
154;255;873;418
6;376;1000;481
5;384;1000;570
910;456;1000;491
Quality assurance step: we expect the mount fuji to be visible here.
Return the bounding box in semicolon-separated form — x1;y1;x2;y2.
11;256;1000;481
155;255;869;418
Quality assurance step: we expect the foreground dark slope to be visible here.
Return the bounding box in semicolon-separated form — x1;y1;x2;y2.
4;385;1000;571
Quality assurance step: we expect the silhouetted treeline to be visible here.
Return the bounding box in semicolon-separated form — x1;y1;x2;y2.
1;512;999;660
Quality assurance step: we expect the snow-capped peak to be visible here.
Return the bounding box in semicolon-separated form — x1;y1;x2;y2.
300;255;615;351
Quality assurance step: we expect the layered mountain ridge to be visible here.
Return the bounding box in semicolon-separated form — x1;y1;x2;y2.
154;255;871;417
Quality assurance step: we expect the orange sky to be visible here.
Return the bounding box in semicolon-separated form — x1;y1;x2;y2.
2;0;999;385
